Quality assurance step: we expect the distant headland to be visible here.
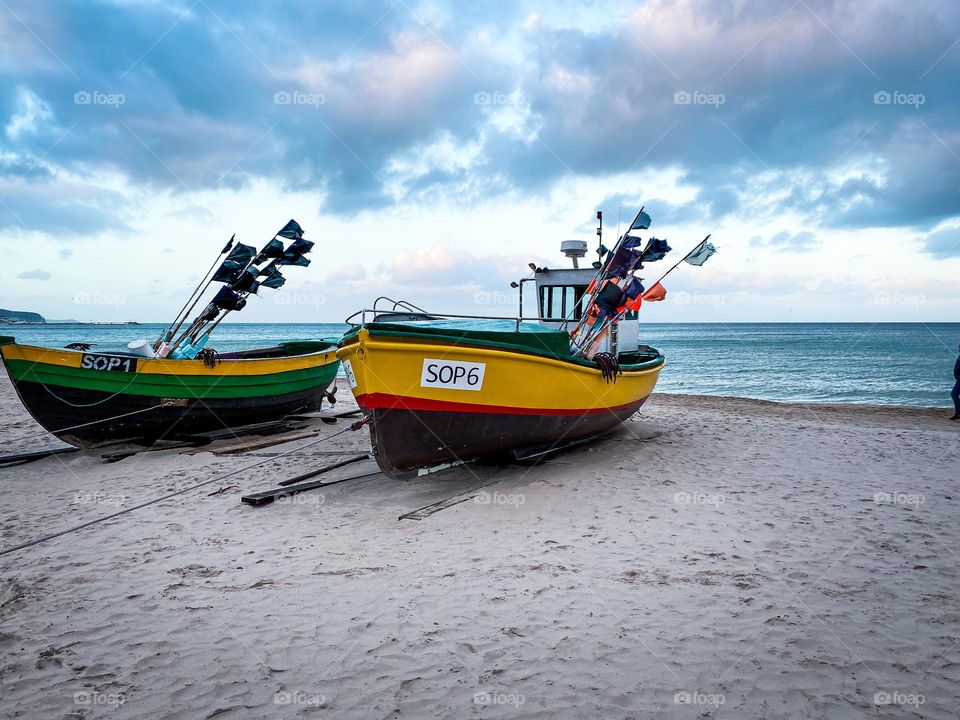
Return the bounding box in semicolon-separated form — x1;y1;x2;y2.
0;308;46;324
0;309;140;326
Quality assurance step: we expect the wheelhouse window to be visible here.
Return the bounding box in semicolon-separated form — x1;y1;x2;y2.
539;285;588;321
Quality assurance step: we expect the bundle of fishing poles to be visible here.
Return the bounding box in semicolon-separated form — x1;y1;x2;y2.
570;207;715;359
151;219;313;359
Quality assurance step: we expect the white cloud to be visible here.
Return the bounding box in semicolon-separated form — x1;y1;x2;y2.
6;87;53;141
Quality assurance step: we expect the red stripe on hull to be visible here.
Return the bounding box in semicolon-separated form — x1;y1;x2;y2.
355;392;644;416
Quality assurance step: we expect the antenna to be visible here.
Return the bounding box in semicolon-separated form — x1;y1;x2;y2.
560;240;588;268
596;211;603;255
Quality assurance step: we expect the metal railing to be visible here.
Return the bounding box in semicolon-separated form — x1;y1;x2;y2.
344;296;574;331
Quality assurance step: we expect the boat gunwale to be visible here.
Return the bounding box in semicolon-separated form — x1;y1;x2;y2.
339;325;665;373
0;340;340;373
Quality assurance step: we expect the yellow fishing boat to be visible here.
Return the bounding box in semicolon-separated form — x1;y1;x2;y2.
337;210;683;476
337;317;663;476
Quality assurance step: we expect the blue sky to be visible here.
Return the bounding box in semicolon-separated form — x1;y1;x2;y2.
0;0;958;322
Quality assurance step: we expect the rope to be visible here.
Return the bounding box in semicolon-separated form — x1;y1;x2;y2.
12;404;166;443
39;376;146;408
0;417;371;557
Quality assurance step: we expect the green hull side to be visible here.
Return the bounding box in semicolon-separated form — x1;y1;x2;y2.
4;358;341;400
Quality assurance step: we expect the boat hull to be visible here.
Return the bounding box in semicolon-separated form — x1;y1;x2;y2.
337;326;664;477
365;398;648;475
0;339;340;447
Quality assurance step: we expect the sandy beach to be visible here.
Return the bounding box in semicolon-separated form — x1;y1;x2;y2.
1;371;958;719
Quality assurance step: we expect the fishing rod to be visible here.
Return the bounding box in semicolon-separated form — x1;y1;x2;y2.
169;222;309;358
575;235;713;357
572;252;647;356
170;251;263;353
569;206;646;345
155;235;235;353
167;231;282;355
649;234;711;288
185;261;279;348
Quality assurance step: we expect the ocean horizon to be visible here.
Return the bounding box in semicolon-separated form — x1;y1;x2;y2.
3;322;957;410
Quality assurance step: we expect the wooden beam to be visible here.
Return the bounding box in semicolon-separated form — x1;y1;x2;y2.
0;447;79;468
277;453;370;486
241;462;382;506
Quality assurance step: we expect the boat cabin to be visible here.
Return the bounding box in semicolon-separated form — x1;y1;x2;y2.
532;240;640;355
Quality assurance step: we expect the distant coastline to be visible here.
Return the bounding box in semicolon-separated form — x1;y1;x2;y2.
0;310;141;327
0;308;46;325
44;321;142;326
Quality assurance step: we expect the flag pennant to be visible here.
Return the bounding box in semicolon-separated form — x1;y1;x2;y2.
641;281;667;301
624;277;645;299
606;246;641;276
630;210;652;230
684;238;717;266
231;267;261;294
622;235;644;249
254;238;284;264
618;277;646;313
285;237;314;256
641;237;671;262
211;260;245;284
257;264;287;289
212;242;261;283
276;219;304;240
278;252;311;267
225;242;257;265
261;273;286;289
212;286;245;310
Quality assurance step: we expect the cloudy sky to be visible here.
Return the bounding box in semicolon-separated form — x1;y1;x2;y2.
0;0;958;323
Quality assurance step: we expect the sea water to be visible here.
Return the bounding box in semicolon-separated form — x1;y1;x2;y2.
4;322;958;409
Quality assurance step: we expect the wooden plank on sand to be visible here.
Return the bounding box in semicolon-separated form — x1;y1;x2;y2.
241;461;382;506
207;429;320;455
0;447;79;468
277;453;370;486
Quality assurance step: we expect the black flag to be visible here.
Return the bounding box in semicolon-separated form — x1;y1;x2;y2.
212;286;245;310
277;219;303;240
255;238;284;264
231;268;261;294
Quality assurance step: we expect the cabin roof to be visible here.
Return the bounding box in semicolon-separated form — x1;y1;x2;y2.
534;267;596;286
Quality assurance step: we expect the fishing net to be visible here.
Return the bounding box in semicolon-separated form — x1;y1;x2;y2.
196;348;221;368
593;352;621;384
